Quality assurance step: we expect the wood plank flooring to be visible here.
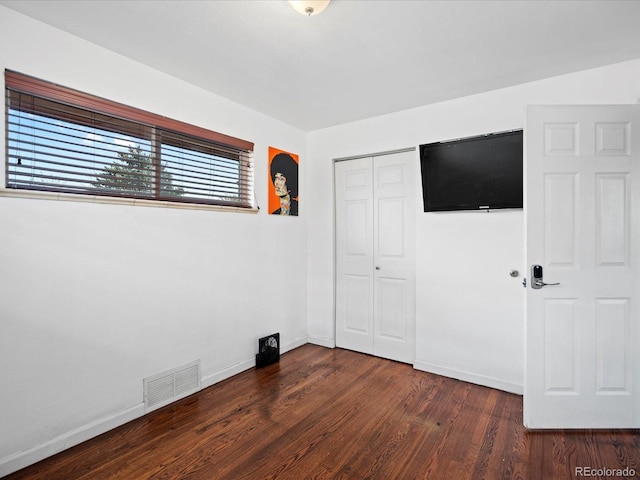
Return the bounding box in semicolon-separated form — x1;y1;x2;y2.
5;344;639;479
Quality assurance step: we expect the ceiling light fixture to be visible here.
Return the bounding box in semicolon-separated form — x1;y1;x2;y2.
288;0;331;16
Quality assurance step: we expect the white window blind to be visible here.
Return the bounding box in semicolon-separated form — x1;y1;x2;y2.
5;70;254;208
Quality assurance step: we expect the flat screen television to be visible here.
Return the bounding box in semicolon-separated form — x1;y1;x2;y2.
419;130;523;212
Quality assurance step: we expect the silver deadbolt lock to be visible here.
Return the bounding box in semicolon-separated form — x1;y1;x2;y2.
530;264;560;289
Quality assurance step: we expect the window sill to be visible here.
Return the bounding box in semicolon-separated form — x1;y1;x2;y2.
0;188;260;214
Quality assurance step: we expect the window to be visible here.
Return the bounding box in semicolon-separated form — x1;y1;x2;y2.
5;70;254;209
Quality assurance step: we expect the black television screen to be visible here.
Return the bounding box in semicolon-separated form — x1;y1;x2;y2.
419;130;523;212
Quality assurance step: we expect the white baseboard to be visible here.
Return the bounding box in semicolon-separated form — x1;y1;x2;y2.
0;403;144;478
307;336;335;349
201;336;309;388
282;336;309;354
1;338;312;478
201;358;256;389
413;360;523;395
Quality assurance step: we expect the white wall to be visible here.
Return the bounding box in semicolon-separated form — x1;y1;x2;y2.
0;7;308;475
306;58;640;392
3;4;640;476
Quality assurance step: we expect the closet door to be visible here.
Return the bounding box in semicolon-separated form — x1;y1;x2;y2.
335;151;415;364
335;156;375;355
372;152;416;363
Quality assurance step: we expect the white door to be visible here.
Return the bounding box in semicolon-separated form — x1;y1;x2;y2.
335;151;416;364
335;156;375;355
525;105;640;428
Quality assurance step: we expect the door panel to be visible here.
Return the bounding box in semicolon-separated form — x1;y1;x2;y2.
345;200;370;256
344;275;371;334
543;173;577;266
376;277;407;339
377;198;404;257
525;105;640;428
595;174;629;266
543;298;579;394
595;298;630;394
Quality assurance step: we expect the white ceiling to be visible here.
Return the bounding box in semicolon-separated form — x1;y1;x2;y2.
2;0;640;131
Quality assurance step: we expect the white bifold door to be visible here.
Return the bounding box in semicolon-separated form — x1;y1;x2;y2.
334;150;416;364
525;105;640;428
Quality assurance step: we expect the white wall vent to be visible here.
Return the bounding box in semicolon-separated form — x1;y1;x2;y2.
143;360;201;412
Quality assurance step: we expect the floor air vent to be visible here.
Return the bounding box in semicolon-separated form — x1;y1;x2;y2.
144;360;201;412
256;333;280;368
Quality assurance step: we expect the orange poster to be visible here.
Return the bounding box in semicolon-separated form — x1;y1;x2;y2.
268;147;299;216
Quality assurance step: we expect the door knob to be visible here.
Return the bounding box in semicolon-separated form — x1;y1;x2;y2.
375;266;381;270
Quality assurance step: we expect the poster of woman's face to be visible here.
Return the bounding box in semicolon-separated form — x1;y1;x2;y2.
268;147;299;216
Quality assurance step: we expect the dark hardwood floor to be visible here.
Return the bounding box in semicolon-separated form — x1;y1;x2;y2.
5;344;639;479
